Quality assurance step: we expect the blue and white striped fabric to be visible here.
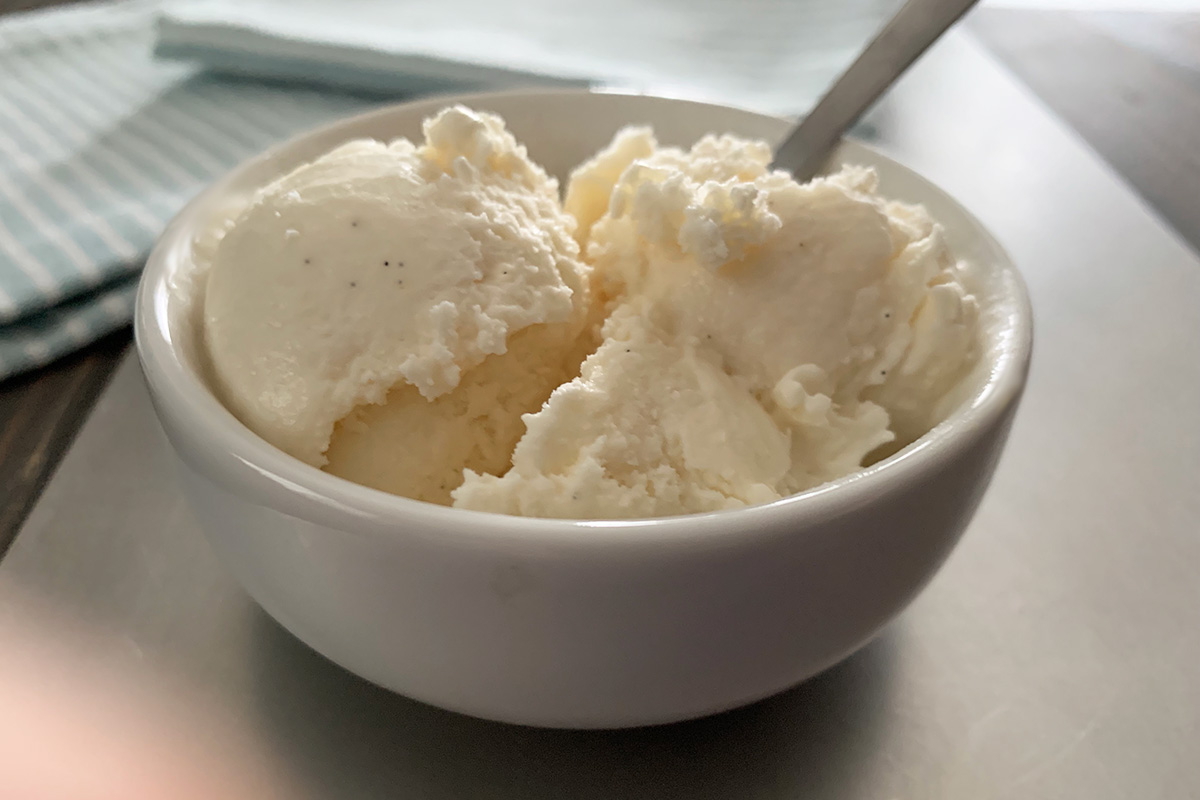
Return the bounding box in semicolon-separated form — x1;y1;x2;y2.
0;0;381;379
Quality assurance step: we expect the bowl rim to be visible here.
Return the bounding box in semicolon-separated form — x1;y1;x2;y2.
134;87;1033;548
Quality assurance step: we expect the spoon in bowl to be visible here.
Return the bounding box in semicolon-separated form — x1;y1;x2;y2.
771;0;981;181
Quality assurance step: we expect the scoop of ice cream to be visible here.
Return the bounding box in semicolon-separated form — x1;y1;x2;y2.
203;106;592;481
454;128;978;518
451;305;792;518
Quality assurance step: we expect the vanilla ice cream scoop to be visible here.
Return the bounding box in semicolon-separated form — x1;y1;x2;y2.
454;128;979;518
203;107;592;487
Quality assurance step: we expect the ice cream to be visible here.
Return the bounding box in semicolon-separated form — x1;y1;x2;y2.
453;128;978;517
202;108;979;519
203;107;593;503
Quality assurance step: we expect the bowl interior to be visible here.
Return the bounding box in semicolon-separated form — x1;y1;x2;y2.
140;89;1030;532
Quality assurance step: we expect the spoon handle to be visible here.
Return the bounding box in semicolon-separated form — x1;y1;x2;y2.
770;0;981;180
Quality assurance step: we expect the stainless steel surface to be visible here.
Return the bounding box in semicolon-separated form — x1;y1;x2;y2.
2;30;1199;798
772;0;980;180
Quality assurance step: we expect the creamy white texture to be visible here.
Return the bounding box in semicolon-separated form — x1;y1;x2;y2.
203;106;589;467
203;110;980;520
454;128;979;518
451;305;793;517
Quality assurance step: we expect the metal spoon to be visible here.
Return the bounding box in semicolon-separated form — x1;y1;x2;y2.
771;0;981;180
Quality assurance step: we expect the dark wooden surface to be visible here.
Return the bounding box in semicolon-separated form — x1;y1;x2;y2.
1;4;1199;555
0;0;82;13
0;330;128;556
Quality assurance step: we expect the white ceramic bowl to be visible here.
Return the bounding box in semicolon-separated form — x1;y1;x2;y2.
135;90;1032;729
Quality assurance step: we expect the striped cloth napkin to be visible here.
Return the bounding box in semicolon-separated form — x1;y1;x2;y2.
0;0;379;379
